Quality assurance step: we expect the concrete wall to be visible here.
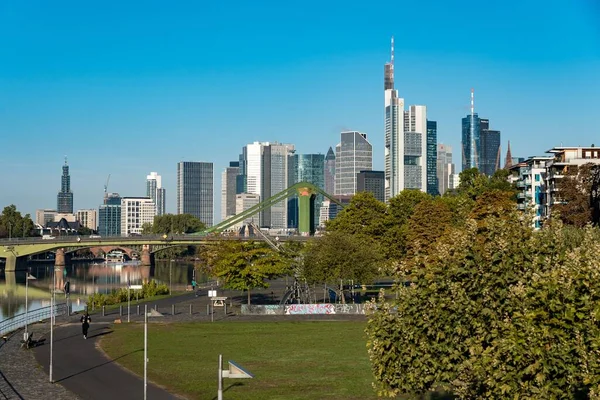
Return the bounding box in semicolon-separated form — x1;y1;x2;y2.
241;303;371;315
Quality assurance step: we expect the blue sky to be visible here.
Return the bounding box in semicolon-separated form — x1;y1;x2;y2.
1;0;599;221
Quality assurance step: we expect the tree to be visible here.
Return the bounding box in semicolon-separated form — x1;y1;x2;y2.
0;205;35;238
325;192;387;239
144;214;206;235
210;241;290;305
382;190;432;261
404;198;453;257
300;231;383;299
553;163;600;227
77;226;92;236
366;205;600;398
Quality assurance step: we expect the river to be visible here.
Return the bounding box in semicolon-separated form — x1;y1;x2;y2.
0;260;208;321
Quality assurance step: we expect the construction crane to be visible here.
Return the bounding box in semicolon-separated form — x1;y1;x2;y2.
104;174;111;202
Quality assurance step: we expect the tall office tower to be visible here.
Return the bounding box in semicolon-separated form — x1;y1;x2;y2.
480;121;501;176
177;162;214;227
76;209;97;231
426;120;438;195
239;142;295;229
403;105;428;190
98;193;121;236
146;172;166;216
324;147;336;195
384;37;406;201
235;193;261;229
335;131;373;196
57;157;74;213
357;170;385;202
290;154;326;229
221;161;240;221
120;197;156;236
36;209;57;226
461;89;485;172
437;144;455;195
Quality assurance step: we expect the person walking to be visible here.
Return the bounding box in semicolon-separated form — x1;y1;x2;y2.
80;313;91;339
191;279;197;296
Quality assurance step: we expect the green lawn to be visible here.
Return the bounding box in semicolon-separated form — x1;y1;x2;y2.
100;320;378;399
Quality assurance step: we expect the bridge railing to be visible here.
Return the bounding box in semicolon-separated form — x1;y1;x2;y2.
0;303;67;337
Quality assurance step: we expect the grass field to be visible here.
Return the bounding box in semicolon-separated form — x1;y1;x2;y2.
100;320;378;399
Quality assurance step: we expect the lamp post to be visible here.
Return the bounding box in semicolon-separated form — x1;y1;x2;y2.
169;259;173;296
50;266;56;383
24;269;37;338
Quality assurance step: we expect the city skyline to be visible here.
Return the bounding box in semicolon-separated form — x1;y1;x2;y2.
2;1;599;219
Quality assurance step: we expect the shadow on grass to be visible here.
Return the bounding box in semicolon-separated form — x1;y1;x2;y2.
229;293;279;305
210;382;244;400
54;347;142;383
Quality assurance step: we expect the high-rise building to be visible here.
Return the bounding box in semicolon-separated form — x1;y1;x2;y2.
76;209;97;231
57;157;74;213
357;170;385;202
239;142;295;229
403;105;428;190
480;122;501;176
291;154;326;228
36;209;57;227
324;147;336;195
177;162;214;226
120;197;156;236
221;161;240;222
461;90;501;176
384;37;406;201
437;144;455;195
335;131;372;196
235;193;261;229
146;172;166;216
98;193;121;237
426;120;438;195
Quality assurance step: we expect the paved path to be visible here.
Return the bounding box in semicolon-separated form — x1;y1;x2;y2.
0;278;365;399
32;321;179;400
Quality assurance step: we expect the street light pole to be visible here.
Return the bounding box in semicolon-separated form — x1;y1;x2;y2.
169;260;172;296
49;266;55;383
25;269;29;337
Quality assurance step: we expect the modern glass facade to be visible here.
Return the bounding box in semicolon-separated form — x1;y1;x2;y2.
426;120;438;195
335;131;373;196
292;154;325;228
177;162;214;227
324;147;335;196
146;172;166;216
98;193;121;237
480;129;501;176
221;161;240;221
357;170;385;202
57;159;74;213
462;113;481;172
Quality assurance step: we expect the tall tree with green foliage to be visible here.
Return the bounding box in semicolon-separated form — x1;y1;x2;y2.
325;192;387;239
553;163;600;227
210;240;290;305
143;213;206;235
0;205;35;238
301;231;383;299
366;197;600;398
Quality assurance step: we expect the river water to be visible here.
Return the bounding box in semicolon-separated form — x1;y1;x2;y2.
0;260;208;321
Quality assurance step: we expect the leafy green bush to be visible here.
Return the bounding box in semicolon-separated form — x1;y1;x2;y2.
367;207;600;398
87;280;169;309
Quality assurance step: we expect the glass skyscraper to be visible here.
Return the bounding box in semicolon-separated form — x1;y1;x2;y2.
480;124;501;176
98;193;121;237
324;147;335;195
462;113;481;172
426;121;438;195
335;131;372;196
357;170;385;202
288;154;325;228
146;172;166;216
57;158;74;213
177;161;214;227
462;114;501;176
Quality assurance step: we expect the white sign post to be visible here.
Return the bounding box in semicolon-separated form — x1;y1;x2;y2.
218;354;253;400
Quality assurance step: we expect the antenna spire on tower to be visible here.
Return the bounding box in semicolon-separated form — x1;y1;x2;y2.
391;36;394;69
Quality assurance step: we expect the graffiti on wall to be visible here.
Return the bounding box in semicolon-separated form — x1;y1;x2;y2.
241;304;373;315
285;304;336;315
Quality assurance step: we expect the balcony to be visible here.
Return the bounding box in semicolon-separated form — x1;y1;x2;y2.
517;203;526;210
516;181;526;188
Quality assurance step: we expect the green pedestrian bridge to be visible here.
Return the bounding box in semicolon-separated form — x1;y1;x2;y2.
1;182;342;271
